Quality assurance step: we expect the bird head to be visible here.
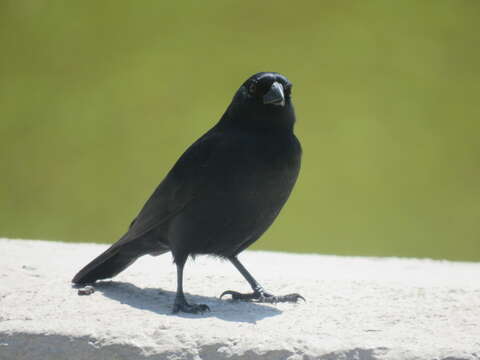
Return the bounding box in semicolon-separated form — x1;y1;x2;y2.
220;72;296;132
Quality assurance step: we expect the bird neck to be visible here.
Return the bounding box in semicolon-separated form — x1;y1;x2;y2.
217;104;296;134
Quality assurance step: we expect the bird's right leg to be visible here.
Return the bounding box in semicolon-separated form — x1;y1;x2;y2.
220;256;304;303
172;255;210;314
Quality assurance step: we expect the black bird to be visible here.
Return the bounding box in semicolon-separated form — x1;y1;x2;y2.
72;72;303;313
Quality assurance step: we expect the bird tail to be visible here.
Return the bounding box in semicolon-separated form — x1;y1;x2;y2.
71;245;133;284
72;235;169;284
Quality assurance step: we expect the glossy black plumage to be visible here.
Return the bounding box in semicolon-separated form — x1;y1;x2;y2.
73;72;303;313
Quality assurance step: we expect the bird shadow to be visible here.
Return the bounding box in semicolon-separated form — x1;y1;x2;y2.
78;281;282;323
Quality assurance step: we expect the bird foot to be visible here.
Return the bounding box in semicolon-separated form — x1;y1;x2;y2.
172;300;210;314
220;290;305;303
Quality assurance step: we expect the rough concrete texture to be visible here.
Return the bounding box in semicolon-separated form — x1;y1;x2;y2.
0;238;479;360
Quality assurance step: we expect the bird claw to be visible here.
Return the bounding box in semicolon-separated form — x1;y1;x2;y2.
220;290;257;301
262;293;305;303
220;290;305;303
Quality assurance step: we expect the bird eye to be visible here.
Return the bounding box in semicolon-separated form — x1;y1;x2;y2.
284;83;292;96
248;82;257;95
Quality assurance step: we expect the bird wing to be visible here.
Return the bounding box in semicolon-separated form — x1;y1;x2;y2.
116;128;222;246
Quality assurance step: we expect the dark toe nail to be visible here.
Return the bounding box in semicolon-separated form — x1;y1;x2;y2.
220;290;238;299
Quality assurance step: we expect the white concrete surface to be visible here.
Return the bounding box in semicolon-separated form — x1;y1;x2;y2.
0;238;479;360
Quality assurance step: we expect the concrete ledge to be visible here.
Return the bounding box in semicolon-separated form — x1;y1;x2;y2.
0;238;479;360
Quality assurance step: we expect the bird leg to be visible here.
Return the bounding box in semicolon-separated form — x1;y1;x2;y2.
172;257;210;314
220;256;305;303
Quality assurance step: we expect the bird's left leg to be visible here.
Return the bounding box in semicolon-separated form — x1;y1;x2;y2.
172;255;210;314
220;256;304;303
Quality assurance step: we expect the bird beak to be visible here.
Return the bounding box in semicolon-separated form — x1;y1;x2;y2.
263;82;285;107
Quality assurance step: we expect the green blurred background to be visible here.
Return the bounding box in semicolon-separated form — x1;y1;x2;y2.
1;1;479;261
